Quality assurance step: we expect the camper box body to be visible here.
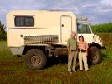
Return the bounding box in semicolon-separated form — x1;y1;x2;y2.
7;10;77;55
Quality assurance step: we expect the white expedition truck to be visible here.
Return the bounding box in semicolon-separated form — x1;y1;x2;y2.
7;10;105;70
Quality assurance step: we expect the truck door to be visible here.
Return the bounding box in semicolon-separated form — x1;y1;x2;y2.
60;15;72;43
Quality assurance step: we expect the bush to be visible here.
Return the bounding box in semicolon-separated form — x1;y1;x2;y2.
0;21;6;41
91;23;112;33
97;33;112;44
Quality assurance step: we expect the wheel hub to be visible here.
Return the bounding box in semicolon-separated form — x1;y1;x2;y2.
31;55;41;66
93;55;97;61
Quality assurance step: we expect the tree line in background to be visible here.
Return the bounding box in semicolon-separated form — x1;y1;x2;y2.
91;23;112;33
0;20;112;41
0;21;6;41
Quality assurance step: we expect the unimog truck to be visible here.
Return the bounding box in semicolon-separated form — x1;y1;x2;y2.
7;10;105;70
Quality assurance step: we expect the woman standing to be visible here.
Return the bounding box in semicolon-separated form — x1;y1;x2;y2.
78;36;89;71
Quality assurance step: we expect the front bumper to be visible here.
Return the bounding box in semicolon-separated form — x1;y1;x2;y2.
101;46;106;50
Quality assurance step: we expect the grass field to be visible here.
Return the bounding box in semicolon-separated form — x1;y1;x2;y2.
0;40;112;84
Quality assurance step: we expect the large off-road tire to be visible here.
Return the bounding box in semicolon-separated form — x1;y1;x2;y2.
25;49;47;70
89;47;101;64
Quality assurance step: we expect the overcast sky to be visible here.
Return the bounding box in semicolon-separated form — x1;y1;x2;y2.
0;0;112;25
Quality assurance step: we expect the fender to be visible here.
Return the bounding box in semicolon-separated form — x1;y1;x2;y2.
89;42;101;49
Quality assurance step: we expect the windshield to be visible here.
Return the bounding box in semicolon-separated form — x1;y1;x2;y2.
77;23;91;34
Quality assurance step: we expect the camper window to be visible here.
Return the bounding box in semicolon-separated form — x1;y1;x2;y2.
15;16;34;27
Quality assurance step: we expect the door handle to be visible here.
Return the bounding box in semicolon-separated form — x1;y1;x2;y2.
62;24;64;27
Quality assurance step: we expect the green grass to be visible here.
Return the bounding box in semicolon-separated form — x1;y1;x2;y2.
0;41;112;84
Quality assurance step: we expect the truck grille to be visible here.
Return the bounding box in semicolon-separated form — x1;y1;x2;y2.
24;35;59;44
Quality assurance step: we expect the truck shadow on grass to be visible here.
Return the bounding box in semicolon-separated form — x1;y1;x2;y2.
45;56;68;69
45;56;80;70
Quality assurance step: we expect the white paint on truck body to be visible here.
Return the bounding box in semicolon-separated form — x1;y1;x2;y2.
7;10;77;47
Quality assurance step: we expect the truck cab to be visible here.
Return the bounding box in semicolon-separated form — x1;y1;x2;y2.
77;17;105;64
77;17;102;44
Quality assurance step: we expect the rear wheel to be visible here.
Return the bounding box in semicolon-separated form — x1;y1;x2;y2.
89;47;101;64
25;49;47;70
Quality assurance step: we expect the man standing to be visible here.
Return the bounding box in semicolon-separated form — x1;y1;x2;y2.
67;31;77;74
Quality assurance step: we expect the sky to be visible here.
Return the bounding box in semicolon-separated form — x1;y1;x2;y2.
0;0;112;26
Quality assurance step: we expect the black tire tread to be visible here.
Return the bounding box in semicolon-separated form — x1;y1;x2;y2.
90;47;101;64
25;49;47;70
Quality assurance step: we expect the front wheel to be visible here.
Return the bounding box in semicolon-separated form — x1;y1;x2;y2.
25;49;47;70
89;47;101;64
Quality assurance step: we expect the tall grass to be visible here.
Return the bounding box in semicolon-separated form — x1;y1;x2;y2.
0;37;112;83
